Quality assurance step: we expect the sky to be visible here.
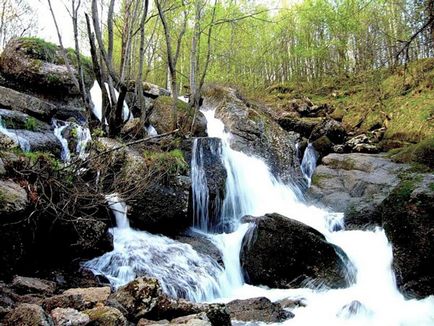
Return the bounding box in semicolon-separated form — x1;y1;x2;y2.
31;0;76;49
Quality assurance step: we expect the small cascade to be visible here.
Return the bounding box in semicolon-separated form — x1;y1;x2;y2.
89;80;132;123
0;117;31;151
146;124;158;136
300;143;318;187
84;195;226;302
191;138;210;231
52;119;91;162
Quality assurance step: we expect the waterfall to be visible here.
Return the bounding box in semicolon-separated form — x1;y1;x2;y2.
83;195;226;302
191;109;434;324
89;81;132;123
52;119;91;162
146;124;158;136
0;117;31;152
301;143;318;187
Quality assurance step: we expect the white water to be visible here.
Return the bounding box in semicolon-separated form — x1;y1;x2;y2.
90;80;132;123
197;109;434;325
83;194;228;302
300;143;318;187
52;119;92;162
82;107;434;325
0;117;31;151
146;124;158;136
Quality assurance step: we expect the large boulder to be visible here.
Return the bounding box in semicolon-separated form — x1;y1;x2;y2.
50;308;90;326
226;297;293;323
307;153;408;229
12;277;56;296
310;118;346;144
240;213;352;289
379;174;434;299
83;306;128;325
202;85;302;183
0;38;93;97
0;109;51;132
0;86;56;121
7;129;61;155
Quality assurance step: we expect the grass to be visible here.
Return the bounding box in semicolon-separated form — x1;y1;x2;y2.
143;149;188;176
261;58;434;146
24;117;37;131
388;136;434;170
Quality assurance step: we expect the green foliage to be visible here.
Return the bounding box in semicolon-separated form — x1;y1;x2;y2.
389;136;434;170
18;37;58;63
24;117;37;131
143;149;188;176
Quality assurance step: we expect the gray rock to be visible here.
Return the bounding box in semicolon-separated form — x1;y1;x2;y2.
0;86;56;121
12;276;56;296
50;308;90;326
0;109;51;132
307;153;409;228
380;174;434;299
203;85;302;183
9;129;61;155
227;297;293;323
277;116;323;138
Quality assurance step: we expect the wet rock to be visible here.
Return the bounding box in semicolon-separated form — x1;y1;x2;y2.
380;174;434;299
121;117;145;139
226;297;293;323
240;213;352;289
0;109;51;132
277;297;307;309
3;303;54;326
7;129;61;155
12;276;56;296
0;85;56;121
129;175;191;234
277;116;323;138
83;306;128;326
307;153;408;229
108;278;230;325
142;82;171;98
62;287;110;307
312;135;333;157
336;300;370;318
182;137;227;231
50;308;90;326
174;233;224;267
203;85;302;183
169;312;211;325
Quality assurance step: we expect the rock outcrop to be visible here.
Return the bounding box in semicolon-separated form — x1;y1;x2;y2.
202;85;303;183
240;213;352;289
307;153;408;228
379;174;434;299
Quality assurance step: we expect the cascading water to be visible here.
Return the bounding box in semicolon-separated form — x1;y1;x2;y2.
52;119;91;162
193;108;434;325
89;80;132;123
82;106;433;324
0;117;31;151
300;143;318;187
83;194;227;302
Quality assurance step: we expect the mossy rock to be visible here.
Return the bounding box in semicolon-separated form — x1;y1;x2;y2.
389;136;434;169
0;37;93;96
148;96;206;136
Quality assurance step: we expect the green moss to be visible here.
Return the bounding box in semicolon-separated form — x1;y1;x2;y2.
24;117;37;131
20;150;61;170
311;173;331;186
428;182;434;192
155;96;189;112
143;148;188;176
18;37;59;63
389;136;434;169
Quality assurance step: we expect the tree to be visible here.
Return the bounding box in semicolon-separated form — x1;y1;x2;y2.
0;0;37;50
